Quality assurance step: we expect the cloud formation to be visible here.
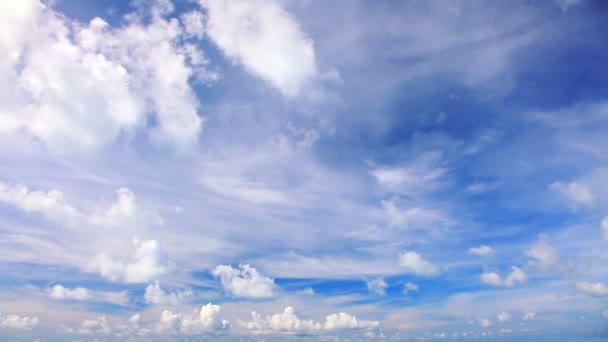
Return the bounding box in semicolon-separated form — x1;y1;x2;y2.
0;0;204;151
200;0;318;97
212;264;277;298
88;239;170;283
0;313;39;329
480;267;527;287
239;306;379;332
398;251;441;277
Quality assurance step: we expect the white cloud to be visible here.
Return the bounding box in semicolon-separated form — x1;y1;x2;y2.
366;277;388;296
526;240;561;271
522;312;536;321
239;306;379;332
158;303;228;333
88;239;169;283
201;175;289;205
0;313;40;330
296;287;315;295
0;0;204;152
0;181;79;218
576;282;608;296
381;199;445;228
200;0;318;97
602;217;608;241
550;181;593;208
212;264;277;298
79;316;111;335
477;317;491;328
145;282;193;305
398;251;441;277
469;245;495;256
403;282;419;295
497;311;511;322
480;267;527;287
88;187;162;227
180;11;205;38
370;153;446;195
48;284;92;301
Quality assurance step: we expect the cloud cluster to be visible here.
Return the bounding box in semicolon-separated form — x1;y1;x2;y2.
239;306;379;332
398;251;441;277
0;313;39;330
480;267;527;287
158;303;228;333
88;239;169;283
212;264;277;298
0;0;205;152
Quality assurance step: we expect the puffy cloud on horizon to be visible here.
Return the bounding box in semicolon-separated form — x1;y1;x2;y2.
88;239;170;283
0;313;40;330
199;0;318;97
212;264;277;298
239;306;379;332
480;266;527;287
398;251;441;277
158;303;228;333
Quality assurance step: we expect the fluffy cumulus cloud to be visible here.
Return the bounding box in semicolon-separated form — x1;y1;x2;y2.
0;0;204;151
48;284;92;301
398;251;441;277
0;181;78;218
366;277;388;296
239;306;379;332
88;239;169;283
480;267;527;287
145;282;193;305
158;303;228;333
469;245;495;256
199;0;318;97
576;282;608;296
0;313;40;330
212;264;277;298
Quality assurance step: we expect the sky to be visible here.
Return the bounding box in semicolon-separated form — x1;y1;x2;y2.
0;0;608;340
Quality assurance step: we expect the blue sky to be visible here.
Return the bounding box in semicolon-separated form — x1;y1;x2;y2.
0;0;608;340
